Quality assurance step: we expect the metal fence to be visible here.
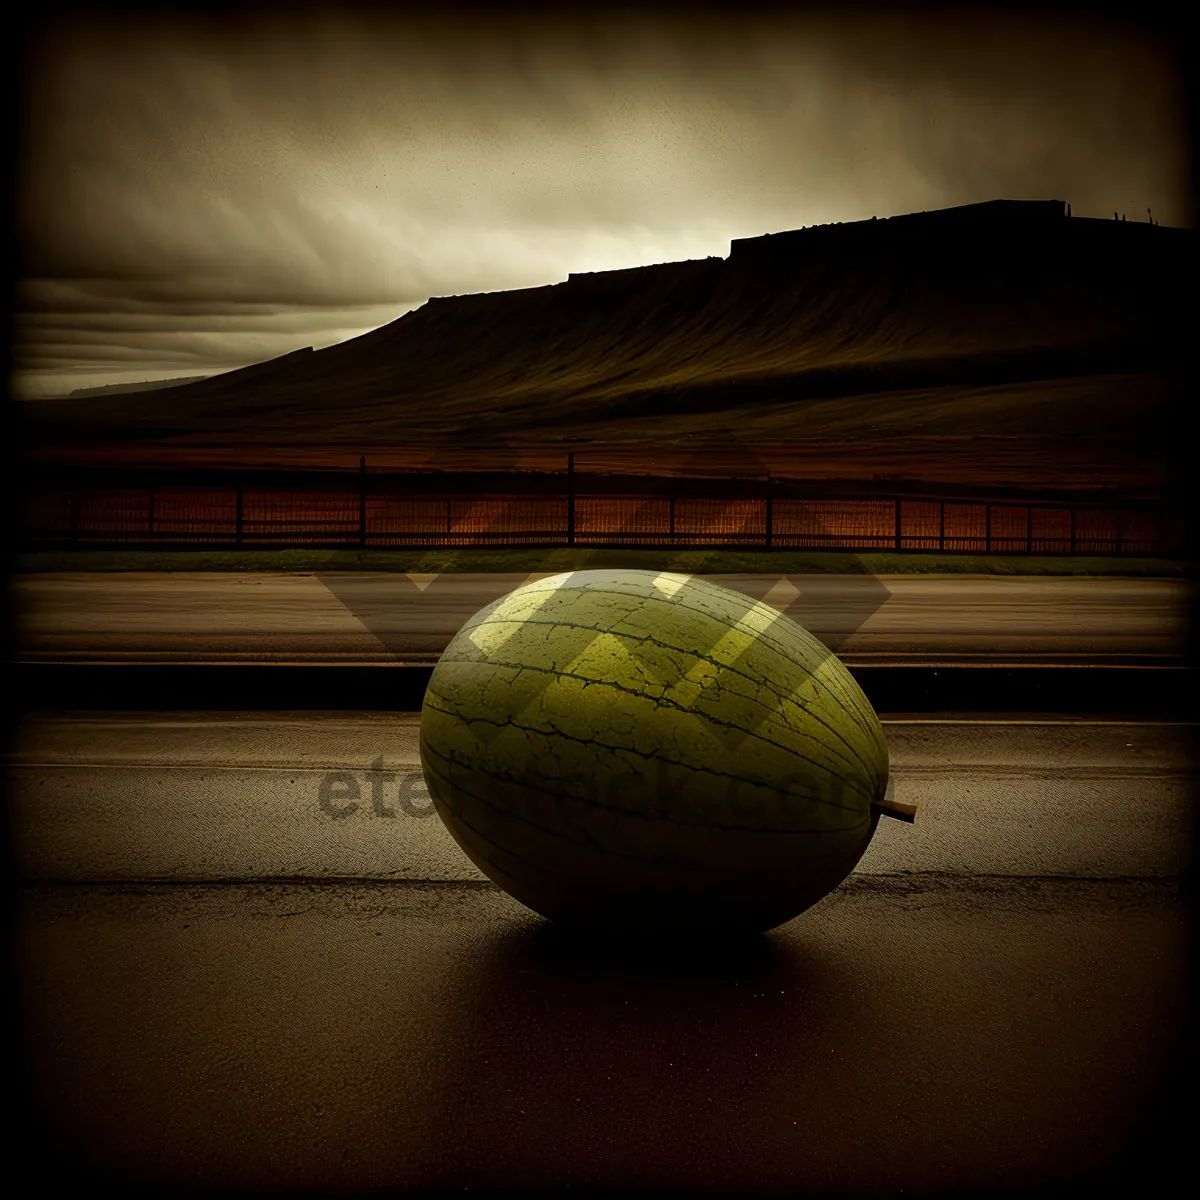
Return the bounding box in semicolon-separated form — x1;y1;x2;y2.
18;474;1167;556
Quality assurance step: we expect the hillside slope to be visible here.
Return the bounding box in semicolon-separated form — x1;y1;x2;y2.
23;204;1191;452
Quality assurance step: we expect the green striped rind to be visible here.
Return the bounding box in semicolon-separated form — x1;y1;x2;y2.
419;569;890;930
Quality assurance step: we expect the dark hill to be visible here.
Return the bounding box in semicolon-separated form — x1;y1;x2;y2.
23;201;1192;461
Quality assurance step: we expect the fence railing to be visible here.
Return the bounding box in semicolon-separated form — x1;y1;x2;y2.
18;477;1168;556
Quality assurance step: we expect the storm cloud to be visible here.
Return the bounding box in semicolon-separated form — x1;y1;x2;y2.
12;3;1189;398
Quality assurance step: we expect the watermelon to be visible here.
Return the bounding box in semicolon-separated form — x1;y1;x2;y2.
419;569;903;933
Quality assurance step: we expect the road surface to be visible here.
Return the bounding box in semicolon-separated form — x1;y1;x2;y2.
12;713;1192;1190
12;572;1190;665
10;712;1193;883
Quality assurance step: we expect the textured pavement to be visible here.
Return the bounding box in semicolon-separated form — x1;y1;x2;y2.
18;877;1188;1193
12;711;1194;1192
10;714;1194;883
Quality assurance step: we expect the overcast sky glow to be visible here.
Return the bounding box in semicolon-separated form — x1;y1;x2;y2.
12;5;1189;398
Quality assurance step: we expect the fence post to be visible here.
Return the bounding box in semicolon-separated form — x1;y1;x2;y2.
235;487;244;545
764;474;773;549
894;498;902;552
939;499;945;552
669;491;675;543
359;455;367;547
567;452;575;547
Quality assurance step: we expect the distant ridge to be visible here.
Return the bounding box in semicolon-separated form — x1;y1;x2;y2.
67;375;210;398
57;345;314;400
728;198;1181;261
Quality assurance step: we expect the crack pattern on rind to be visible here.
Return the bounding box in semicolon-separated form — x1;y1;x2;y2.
422;694;873;816
423;752;871;877
451;584;886;773
426;651;881;796
462;575;878;740
421;731;869;833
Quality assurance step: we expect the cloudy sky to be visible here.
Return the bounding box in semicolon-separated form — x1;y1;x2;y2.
12;3;1189;399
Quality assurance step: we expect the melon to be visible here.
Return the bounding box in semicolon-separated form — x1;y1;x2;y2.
419;569;906;934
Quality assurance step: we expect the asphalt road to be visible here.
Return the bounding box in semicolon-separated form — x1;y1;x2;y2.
12;713;1194;1192
19;876;1187;1194
12;572;1190;665
10;713;1194;883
